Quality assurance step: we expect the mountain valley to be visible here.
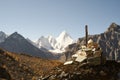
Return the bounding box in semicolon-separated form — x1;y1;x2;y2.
1;23;120;80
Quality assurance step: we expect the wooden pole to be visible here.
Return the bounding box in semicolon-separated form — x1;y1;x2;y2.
85;25;88;47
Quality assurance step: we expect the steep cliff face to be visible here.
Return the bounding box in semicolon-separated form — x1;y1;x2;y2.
65;23;120;61
97;23;120;60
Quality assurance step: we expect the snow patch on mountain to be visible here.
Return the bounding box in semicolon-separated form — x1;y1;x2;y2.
49;49;64;53
36;36;54;50
47;35;57;49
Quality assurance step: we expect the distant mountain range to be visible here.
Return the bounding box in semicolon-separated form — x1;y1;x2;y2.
0;31;74;59
36;31;74;53
0;32;55;59
1;23;120;61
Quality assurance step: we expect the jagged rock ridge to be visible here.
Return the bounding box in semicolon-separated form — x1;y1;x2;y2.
65;23;120;61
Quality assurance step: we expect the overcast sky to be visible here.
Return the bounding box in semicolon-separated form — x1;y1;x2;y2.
0;0;120;41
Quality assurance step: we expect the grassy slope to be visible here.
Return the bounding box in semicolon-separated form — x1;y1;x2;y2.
0;48;61;80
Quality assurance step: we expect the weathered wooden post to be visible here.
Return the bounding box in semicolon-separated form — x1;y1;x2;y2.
85;25;88;47
85;25;88;63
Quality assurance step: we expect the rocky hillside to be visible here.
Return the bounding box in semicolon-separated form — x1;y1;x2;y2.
0;48;61;80
65;23;120;61
43;60;120;80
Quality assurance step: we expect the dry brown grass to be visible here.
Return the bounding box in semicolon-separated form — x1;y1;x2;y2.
0;48;61;80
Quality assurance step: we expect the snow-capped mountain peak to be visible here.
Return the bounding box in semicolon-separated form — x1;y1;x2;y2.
57;31;70;40
36;31;74;53
55;31;74;51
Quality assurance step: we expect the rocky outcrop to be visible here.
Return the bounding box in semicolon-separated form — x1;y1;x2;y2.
42;61;120;80
65;23;120;61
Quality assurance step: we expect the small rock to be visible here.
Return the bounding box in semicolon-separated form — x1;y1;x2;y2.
42;75;51;80
73;72;81;75
49;75;56;80
99;70;107;76
59;71;68;78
